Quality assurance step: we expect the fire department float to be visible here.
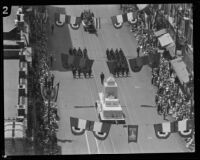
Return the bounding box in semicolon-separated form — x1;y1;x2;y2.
95;76;126;124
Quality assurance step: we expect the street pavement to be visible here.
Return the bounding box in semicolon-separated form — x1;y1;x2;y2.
47;5;189;154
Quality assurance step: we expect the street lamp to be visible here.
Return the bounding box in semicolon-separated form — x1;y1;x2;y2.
175;6;183;57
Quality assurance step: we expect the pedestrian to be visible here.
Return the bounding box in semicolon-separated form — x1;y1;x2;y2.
137;45;140;57
51;24;54;34
116;67;120;77
69;48;73;55
100;72;105;85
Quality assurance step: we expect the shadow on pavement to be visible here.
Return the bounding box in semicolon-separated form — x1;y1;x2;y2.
47;6;73;72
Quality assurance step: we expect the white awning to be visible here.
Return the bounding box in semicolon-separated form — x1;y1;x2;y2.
170;57;190;84
158;33;174;47
154;29;167;37
4;121;25;138
137;4;148;10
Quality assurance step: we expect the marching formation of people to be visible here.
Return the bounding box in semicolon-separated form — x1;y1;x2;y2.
68;47;93;79
23;6;60;155
106;48;129;77
68;47;88;59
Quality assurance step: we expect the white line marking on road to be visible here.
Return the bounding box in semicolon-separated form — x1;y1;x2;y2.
95;138;100;154
85;131;91;154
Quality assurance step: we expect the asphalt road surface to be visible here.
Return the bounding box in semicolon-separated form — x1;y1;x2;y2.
47;5;189;154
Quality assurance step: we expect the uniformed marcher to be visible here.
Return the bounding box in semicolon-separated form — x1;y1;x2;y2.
72;66;76;78
83;47;87;58
78;47;82;57
78;67;81;78
73;48;77;56
100;72;105;85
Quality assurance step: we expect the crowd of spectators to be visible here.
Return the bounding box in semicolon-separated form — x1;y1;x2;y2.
24;6;60;155
121;4;195;152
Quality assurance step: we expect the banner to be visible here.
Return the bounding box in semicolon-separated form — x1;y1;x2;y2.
128;125;138;143
70;117;112;140
93;122;111;140
111;15;123;29
154;121;176;139
70;117;86;135
174;119;194;138
66;15;81;30
55;13;66;27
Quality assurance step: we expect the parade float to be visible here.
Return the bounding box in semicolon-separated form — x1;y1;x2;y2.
96;76;125;124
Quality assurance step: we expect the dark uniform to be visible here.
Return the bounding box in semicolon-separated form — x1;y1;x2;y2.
78;68;81;78
83;69;87;78
73;48;77;56
83;48;87;58
100;72;105;85
78;47;82;57
72;66;76;78
125;67;129;77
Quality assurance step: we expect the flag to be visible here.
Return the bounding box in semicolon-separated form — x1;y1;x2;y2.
127;12;137;24
70;117;86;135
93;122;111;140
66;15;81;30
111;15;123;29
128;125;138;143
55;13;66;27
174;119;194;138
154;122;175;139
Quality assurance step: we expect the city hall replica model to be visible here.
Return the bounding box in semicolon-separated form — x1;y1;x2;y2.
96;76;125;124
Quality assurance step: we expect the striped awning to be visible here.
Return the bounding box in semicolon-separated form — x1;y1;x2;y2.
4;121;25;138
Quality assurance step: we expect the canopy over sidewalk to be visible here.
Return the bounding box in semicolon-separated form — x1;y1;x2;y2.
158;33;174;47
170;57;190;84
154;29;167;37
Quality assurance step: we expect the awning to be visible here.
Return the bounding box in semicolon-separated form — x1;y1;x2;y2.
4;121;25;138
136;4;148;10
158;33;174;47
170;57;190;84
166;42;175;57
154;29;167;37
